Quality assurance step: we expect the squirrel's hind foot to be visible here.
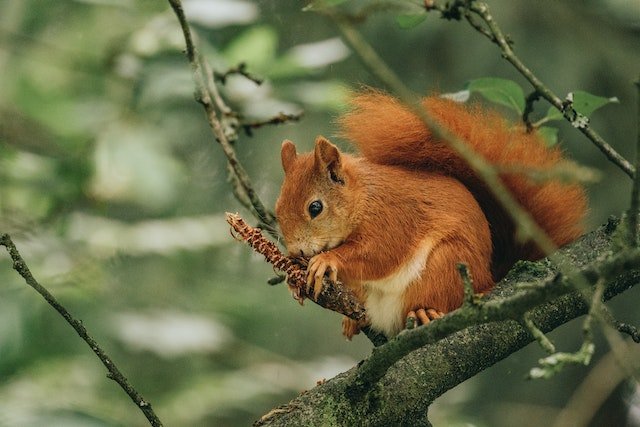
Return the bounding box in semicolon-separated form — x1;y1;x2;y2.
406;308;444;329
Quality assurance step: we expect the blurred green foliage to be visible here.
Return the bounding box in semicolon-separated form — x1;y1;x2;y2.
0;0;638;426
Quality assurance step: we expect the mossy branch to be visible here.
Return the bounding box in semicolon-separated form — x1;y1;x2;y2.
348;241;639;396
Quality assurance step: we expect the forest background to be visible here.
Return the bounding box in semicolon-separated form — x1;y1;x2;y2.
0;0;639;426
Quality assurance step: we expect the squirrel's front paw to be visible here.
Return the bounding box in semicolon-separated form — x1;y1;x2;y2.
307;252;340;299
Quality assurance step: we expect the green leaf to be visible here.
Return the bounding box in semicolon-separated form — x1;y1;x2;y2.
544;90;619;122
223;26;278;72
569;91;619;116
466;77;525;114
325;0;348;4
302;0;348;11
396;13;427;29
536;126;559;147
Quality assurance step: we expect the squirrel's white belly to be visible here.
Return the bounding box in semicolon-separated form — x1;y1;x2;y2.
364;239;434;337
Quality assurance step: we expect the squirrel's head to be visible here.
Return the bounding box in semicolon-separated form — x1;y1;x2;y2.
275;136;359;258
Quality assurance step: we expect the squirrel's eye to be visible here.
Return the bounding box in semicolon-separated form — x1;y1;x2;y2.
308;200;323;218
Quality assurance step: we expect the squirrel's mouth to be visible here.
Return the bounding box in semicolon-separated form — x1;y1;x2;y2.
294;238;344;259
318;238;345;253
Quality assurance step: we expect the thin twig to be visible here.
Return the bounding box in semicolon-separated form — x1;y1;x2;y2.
0;234;163;427
456;1;634;178
214;62;264;86
529;278;605;379
495;162;601;184
585;278;605;341
628;76;640;245
616;322;640;343
333;14;558;257
522;313;556;354
523;90;541;132
167;0;277;234
461;6;496;42
306;1;405;24
241;112;304;136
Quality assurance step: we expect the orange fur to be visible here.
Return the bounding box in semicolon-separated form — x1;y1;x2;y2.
276;92;587;338
339;91;587;278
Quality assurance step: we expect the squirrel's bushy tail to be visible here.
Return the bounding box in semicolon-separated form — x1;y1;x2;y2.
338;91;587;279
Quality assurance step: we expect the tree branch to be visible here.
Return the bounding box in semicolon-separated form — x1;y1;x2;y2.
616;322;640;343
225;213;364;318
628;75;640;244
241;112;304;137
429;0;634;178
167;0;278;235
350;239;638;394
328;13;620;368
255;219;640;426
214;62;264;86
225;213;390;345
0;234;163;427
522;90;541;132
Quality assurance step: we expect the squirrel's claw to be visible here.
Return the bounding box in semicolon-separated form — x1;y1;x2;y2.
307;252;339;300
406;308;444;329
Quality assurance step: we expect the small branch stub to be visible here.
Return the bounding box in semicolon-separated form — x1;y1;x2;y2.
241;112;304;137
457;263;482;306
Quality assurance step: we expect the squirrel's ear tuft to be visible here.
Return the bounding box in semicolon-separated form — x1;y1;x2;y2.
281;140;297;174
314;136;345;184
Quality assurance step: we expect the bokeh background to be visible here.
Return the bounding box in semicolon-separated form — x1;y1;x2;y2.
0;0;639;426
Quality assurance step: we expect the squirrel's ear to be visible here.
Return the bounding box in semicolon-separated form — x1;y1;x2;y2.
281;140;297;174
314;136;345;185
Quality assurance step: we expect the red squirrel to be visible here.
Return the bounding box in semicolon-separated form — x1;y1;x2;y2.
275;91;587;339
